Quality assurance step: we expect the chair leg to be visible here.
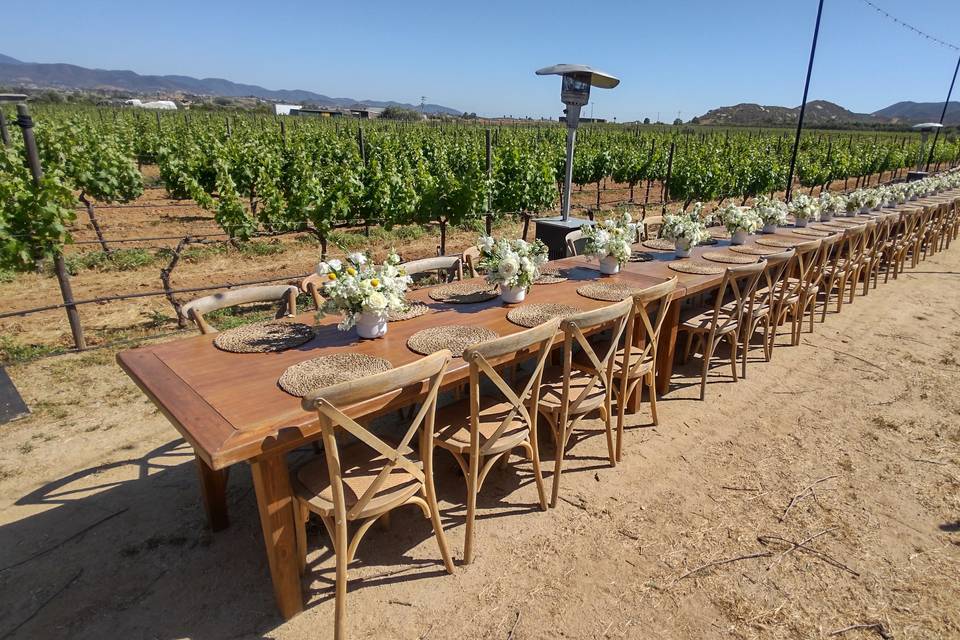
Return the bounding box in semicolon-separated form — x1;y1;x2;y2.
463;453;480;564
333;515;349;640
526;429;548;510
647;373;658;426
740;327;749;380
420;428;455;573
550;424;569;508
699;338;716;401
600;401;616;467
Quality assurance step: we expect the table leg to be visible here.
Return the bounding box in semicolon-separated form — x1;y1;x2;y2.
195;456;230;532
655;297;681;395
251;454;304;620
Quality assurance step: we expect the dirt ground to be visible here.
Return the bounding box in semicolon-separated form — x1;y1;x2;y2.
0;215;958;638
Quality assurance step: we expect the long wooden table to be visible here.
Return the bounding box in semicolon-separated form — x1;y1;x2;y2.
117;192;956;619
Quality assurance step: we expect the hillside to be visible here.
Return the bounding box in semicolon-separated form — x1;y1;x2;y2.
695;100;879;126
871;101;960;125
696;99;960;127
0;54;461;115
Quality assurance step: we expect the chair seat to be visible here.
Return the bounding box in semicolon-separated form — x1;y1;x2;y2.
538;366;606;415
294;443;421;518
680;308;738;334
573;342;654;379
434;395;529;455
722;299;771;320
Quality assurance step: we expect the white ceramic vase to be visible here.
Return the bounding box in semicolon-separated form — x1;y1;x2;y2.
821;211;833;222
500;284;527;304
762;223;778;233
355;311;388;339
730;230;748;245
794;218;809;228
674;239;692;258
598;256;621;275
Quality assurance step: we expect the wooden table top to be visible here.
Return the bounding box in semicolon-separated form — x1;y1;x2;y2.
117;192;957;471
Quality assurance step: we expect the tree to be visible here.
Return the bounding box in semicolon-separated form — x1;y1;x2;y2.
643;117;651;125
673;118;683;126
380;107;422;121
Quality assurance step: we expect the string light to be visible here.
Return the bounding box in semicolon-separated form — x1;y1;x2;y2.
859;0;959;52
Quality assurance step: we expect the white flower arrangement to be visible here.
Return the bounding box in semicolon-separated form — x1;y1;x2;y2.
787;194;821;221
317;252;411;331
819;191;845;215
580;210;638;265
753;195;789;226
661;205;710;246
845;189;868;213
864;189;882;210
476;236;548;289
718;203;762;234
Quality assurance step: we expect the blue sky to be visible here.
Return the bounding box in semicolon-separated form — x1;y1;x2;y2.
6;0;960;120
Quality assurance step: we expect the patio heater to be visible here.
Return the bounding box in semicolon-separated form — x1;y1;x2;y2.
533;64;620;259
907;122;942;181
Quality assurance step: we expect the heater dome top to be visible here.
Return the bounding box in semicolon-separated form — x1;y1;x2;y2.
535;64;620;89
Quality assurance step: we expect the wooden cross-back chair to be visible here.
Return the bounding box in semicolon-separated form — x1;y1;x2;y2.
300;273;326;310
776;237;827;345
572;278;678;459
884;208;919;282
565;229;587;257
180;284;299;334
908;205;934;269
678;261;765;400
922;201;948;259
538;298;635;507
434;319;558;564
819;225;867;321
461;246;482;278
295;350;454;640
861;216;893;294
737;250;793;378
402;256;463;284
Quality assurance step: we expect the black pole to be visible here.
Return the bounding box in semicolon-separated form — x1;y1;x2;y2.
785;0;825;202
925;53;960;172
0;109;10;147
16;104;86;350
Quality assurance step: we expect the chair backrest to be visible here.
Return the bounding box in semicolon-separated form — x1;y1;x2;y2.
752;250;794;315
402;256;463;283
808;232;842;287
461;246;482;278
557;298;635;424
839;225;868;271
777;238;821;301
706;261;766;337
565;230;587;257
180;284;299;334
300;273;325;309
462;319;561;456
301;350;451;520
625;277;678;377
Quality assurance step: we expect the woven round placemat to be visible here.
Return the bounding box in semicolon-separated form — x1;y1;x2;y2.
407;325;499;357
642;238;676;251
535;268;568;284
278;353;392;397
831;218;863;225
791;228;831;238
728;245;782;256
701;251;758;265
707;228;732;240
576;281;644;302
667;261;725;275
427;282;498;304
754;238;801;248
809;224;840;232
388;303;430;322
506;303;583;328
213;321;315;354
629;251;654;262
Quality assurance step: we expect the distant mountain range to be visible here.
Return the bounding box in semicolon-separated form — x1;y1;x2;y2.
0;54;461;115
695;99;960;127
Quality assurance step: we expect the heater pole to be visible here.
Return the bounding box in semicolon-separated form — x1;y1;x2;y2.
562;105;581;221
785;0;825;202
